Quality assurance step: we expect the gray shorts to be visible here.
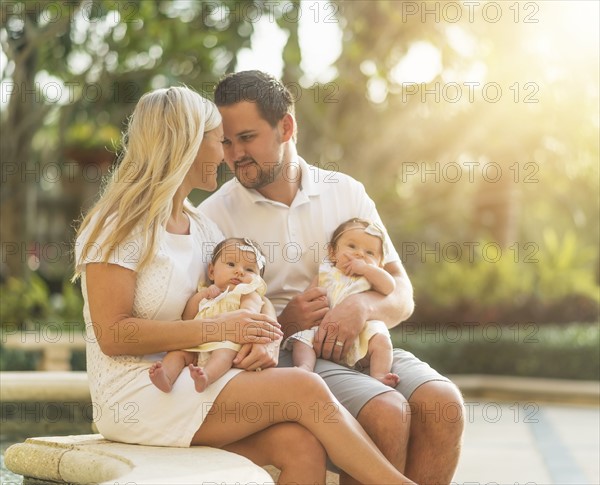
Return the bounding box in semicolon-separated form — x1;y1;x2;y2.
278;348;450;419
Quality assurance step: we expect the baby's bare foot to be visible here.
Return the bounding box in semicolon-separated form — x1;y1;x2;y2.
189;364;210;393
149;361;173;393
374;372;400;388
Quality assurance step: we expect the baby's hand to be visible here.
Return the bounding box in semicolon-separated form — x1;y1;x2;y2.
342;258;370;276
206;284;222;299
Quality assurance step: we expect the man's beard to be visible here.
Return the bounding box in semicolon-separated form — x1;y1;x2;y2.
234;156;284;190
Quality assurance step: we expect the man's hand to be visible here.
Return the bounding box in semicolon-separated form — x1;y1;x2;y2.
313;294;367;363
233;341;280;371
278;287;329;337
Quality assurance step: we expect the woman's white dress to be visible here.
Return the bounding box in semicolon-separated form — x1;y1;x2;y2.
75;208;242;447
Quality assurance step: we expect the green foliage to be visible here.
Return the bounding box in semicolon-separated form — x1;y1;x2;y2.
534;229;599;301
0;276;84;329
54;280;85;325
407;230;599;323
1;0;598;328
392;322;600;381
0;347;40;371
0;274;51;328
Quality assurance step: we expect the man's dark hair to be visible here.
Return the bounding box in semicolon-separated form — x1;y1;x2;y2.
214;70;295;127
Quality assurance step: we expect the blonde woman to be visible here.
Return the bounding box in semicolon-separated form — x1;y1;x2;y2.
74;86;416;485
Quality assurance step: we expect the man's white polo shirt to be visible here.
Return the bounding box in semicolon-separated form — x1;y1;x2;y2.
199;157;400;315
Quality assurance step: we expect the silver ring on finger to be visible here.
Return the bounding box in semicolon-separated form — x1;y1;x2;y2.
255;367;262;372
335;341;344;347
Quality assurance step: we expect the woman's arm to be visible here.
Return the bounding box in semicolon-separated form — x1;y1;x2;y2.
86;263;282;357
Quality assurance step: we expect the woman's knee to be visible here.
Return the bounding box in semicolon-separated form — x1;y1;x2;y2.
283;367;333;402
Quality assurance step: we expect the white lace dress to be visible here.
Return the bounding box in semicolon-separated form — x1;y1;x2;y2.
75;208;242;447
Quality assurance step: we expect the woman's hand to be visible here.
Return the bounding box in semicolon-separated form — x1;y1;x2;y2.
232;339;281;371
215;309;283;345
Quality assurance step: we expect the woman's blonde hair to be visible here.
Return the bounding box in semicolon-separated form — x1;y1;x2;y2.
72;86;221;280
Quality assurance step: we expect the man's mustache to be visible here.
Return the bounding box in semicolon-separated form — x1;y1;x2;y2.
234;157;256;168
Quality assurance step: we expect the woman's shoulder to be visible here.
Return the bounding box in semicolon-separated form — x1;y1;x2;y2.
78;211;145;246
75;210;144;272
187;202;224;242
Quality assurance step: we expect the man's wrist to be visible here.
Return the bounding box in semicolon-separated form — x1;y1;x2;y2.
281;319;301;340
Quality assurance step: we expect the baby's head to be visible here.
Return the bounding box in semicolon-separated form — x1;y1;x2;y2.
328;218;387;269
209;238;266;290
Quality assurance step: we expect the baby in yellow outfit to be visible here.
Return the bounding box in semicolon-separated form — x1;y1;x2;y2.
149;238;274;393
285;218;400;387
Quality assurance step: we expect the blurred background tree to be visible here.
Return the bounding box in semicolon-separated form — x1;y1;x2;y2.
1;0;598;339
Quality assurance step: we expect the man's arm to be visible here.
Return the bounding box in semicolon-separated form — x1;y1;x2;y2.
314;261;414;363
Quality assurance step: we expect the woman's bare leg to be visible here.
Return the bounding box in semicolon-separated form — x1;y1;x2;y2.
192;368;415;485
223;422;327;485
190;348;237;392
149;350;196;392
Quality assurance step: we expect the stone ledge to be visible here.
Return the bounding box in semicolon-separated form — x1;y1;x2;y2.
0;372;90;401
5;434;275;485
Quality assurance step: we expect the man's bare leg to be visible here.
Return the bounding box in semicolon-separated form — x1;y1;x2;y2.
404;381;465;484
338;391;410;485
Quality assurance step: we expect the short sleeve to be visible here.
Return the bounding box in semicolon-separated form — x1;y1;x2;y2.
349;178;401;265
74;213;142;274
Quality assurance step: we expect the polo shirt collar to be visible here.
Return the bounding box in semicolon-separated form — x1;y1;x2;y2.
297;156;320;197
234;155;320;206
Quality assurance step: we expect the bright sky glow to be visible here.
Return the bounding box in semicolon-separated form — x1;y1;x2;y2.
389;42;442;85
236;1;342;85
236;18;289;78
297;2;342;86
1;1;598;112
